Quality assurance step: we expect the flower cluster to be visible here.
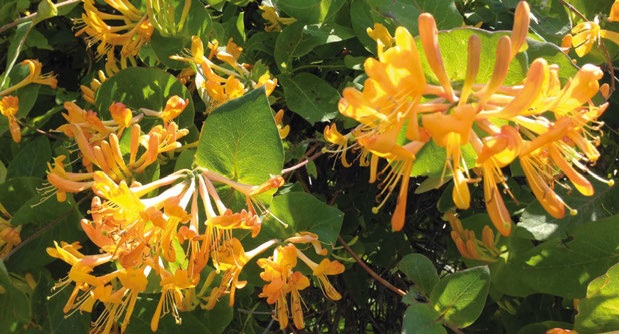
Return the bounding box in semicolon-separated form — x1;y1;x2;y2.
325;1;612;236
43;96;189;202
0;59;57;143
45;94;343;332
75;0;155;74
172;36;277;112
561;1;619;57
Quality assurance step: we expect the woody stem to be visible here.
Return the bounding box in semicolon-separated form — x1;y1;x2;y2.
337;235;406;297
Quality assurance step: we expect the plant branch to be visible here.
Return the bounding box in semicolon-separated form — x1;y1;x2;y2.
337;235;407;297
0;0;82;35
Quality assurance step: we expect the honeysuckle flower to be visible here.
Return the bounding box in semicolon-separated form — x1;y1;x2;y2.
257;244;311;330
172;36;277;111
259;4;297;32
0;219;21;258
0;59;57;97
611;0;619;22
76;0;153;74
326;0;611;235
0;95;21;142
45;155;94;202
296;250;344;300
367;23;394;49
140;95;190;125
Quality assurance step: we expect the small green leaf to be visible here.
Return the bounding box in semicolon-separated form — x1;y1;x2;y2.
34;0;57;24
574;262;619;333
6;136;51;178
194;88;283;185
402;302;447;334
280;73;339;124
0;260;31;328
398;253;439;296
430;266;490;328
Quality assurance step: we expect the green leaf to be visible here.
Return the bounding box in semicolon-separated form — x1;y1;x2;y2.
279;73;340;124
402;303;447;334
515;214;619;298
0;177;41;213
350;0;463;51
194;88;283;185
430;266;490;328
574;262;619;333
0;260;31;329
6;136;51;178
148;0;213;69
516;178;618;240
398;253;439;297
273;0;346;24
95;67;195;130
260;191;344;246
527;0;571;44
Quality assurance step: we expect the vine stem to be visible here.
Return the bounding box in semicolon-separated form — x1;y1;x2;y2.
337;235;407;297
281;149;324;175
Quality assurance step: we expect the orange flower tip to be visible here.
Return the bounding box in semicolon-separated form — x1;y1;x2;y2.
600;83;611;100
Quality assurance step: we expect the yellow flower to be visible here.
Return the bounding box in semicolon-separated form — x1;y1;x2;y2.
565;21;600;57
0;59;57;96
610;0;619;22
0;96;21;143
259;5;297;32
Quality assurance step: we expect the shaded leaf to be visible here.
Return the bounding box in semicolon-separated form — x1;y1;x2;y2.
430;266;490;328
402;302;447;334
398;253;439;297
280;73;339;124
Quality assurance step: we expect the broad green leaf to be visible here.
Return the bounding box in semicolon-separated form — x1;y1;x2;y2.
350;0;463;51
95;67;195;130
398;253;439;297
402;303;447;334
273;0;346;24
6;136;51;178
430;266;490;328
194;88;283;185
574;262;619;333
516;178;618;240
0;260;31;330
527;0;571;44
148;0;213;69
274;22;351;72
516;214;619;298
279;73;339;124
259;191;344;246
0;177;41;213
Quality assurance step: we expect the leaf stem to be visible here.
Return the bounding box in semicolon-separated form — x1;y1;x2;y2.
337;235;407;297
0;0;82;34
281;149;324;175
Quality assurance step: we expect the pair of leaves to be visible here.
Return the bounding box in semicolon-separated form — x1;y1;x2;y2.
399;254;490;332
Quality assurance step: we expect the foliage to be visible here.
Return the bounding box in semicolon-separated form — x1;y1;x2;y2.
0;0;618;333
